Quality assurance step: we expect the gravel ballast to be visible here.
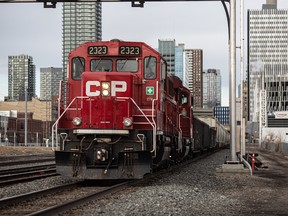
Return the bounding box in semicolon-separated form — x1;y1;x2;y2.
2;148;288;215
74;149;246;216
62;148;288;216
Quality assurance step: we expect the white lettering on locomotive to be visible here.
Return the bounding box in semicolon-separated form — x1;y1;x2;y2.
86;81;127;96
86;81;100;96
111;81;127;96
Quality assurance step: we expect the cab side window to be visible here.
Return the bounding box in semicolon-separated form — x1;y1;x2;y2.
160;60;166;80
72;57;85;80
144;56;157;79
180;93;188;105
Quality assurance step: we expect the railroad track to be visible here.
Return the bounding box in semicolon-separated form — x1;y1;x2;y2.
0;180;132;216
0;163;58;186
0;149;221;215
0;156;55;167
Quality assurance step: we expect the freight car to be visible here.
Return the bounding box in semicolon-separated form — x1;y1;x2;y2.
52;40;227;180
194;116;230;150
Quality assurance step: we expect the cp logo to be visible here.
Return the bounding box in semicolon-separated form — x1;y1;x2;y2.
85;81;127;96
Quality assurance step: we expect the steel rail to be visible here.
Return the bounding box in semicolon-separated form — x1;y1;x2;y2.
0;182;82;207
27;181;133;216
0;167;58;186
0;158;55;166
0;163;55;175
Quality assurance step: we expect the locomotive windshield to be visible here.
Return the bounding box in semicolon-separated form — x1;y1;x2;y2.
116;59;138;72
91;59;112;72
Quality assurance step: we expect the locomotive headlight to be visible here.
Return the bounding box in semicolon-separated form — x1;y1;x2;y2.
123;118;133;127
101;82;110;96
72;117;82;126
102;89;109;96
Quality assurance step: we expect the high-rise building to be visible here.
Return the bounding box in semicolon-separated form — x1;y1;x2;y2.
158;39;189;88
203;69;221;108
248;0;288;121
239;81;249;121
175;44;189;88
62;2;102;82
185;49;203;108
40;67;62;100
8;55;35;101
213;106;230;125
158;39;175;75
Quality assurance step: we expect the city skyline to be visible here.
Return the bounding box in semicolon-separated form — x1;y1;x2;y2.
0;0;288;105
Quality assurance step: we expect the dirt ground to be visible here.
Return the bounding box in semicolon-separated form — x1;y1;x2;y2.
235;147;288;215
0;146;54;156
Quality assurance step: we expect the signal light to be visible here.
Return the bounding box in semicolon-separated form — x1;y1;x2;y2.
101;82;110;96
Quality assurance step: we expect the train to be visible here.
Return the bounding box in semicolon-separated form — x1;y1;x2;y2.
52;40;229;180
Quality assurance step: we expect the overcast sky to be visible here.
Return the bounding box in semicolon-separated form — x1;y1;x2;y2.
0;0;287;105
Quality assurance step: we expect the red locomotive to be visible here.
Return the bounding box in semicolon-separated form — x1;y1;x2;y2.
53;40;194;179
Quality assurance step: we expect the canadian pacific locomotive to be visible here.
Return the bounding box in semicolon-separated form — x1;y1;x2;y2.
53;40;228;180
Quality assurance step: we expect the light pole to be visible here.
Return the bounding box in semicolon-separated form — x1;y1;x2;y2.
240;0;245;160
25;87;27;146
229;0;237;161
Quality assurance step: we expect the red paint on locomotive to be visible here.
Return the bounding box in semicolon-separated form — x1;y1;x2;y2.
53;40;195;180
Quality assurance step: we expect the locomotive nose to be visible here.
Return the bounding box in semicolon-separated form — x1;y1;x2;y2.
80;72;133;130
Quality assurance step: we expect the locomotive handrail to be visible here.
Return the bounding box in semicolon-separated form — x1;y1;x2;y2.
58;80;62;118
117;96;157;158
177;113;183;152
117;81;158;158
53;84;159;157
117;97;155;127
151;81;159;157
52;96;89;150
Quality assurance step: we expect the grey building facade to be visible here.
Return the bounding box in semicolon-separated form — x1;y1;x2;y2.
248;0;288;121
40;67;63;100
8;55;35;101
203;69;221;109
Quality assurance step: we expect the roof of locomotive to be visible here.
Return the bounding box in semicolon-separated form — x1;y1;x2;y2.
167;74;190;93
69;40;160;56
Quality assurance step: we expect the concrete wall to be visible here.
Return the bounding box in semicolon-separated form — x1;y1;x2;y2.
261;141;288;154
261;127;288;154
